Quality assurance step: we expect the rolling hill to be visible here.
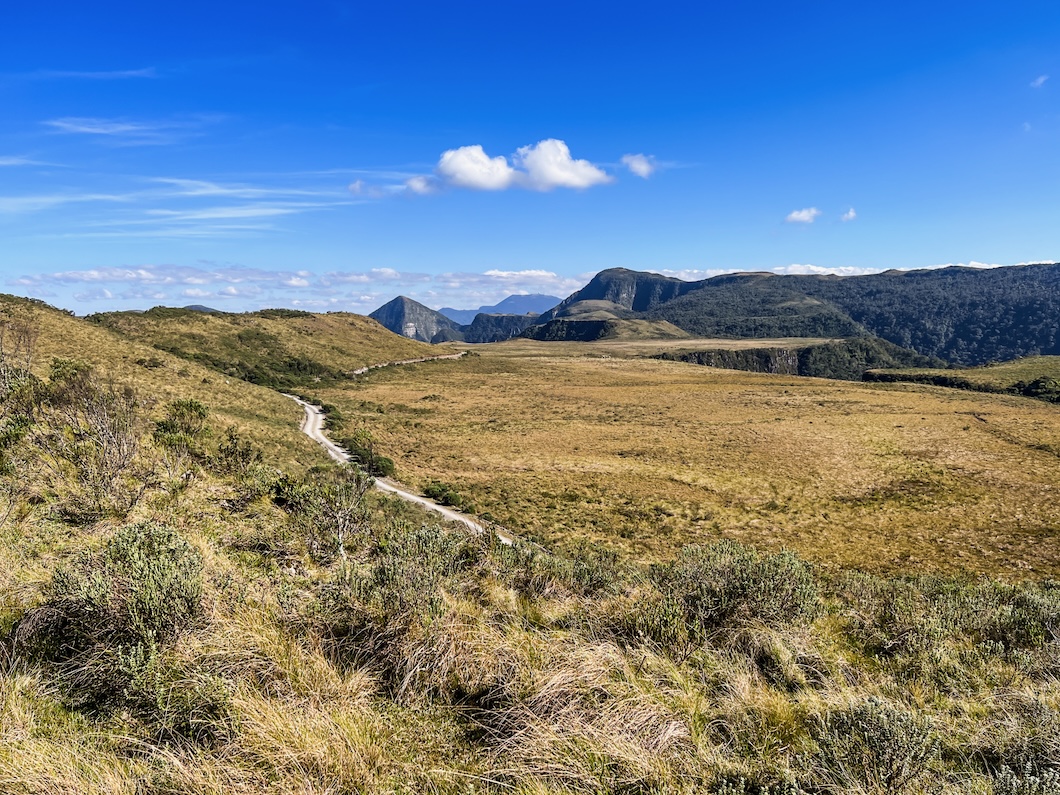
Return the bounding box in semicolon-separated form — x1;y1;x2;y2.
88;306;436;388
528;263;1060;364
0;295;326;466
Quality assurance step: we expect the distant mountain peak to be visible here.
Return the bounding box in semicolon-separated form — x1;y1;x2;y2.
369;296;462;343
438;293;561;325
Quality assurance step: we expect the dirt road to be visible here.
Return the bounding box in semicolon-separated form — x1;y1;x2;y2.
285;392;514;544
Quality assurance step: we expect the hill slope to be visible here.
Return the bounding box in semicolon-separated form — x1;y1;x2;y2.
89;306;435;388
535;263;1060;364
2;295;325;466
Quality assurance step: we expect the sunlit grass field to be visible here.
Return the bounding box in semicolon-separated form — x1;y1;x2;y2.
0;295;328;468
318;339;1060;578
874;355;1060;390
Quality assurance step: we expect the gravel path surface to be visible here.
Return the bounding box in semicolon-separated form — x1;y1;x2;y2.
285;391;514;544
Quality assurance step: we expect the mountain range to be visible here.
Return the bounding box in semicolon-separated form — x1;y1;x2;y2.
438;294;561;324
511;263;1060;365
369;296;545;344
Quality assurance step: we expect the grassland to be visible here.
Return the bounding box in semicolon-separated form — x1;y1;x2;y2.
318;339;1060;578
89;306;436;388
0;296;328;468
3;301;1060;793
870;355;1060;395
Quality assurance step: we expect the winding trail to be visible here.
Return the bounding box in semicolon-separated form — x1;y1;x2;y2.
284;353;515;544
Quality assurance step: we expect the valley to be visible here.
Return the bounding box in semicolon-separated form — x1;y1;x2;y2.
317;338;1060;577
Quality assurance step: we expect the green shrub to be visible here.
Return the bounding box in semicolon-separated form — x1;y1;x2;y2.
423;479;475;512
308;521;482;697
285;465;373;563
337;433;395;477
35;359;146;518
993;765;1060;795
976;696;1060;775
154;398;210;477
15;521;204;715
631;541;818;653
215;426;263;475
812;698;940;794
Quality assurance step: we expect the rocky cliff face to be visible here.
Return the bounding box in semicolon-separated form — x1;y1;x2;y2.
369;296;462;343
536;268;696;324
463;313;539;343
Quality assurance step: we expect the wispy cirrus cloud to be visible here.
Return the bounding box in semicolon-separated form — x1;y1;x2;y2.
153;177;336;199
0;155;50;167
1031;74;1049;89
28;67;157;80
42;115;217;146
0;192;134;214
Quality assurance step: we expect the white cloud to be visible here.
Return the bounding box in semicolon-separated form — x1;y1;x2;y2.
648;267;739;281
785;207;821;224
841;207;857;222
773;264;882;277
483;268;564;280
410;139;613;194
73;288;114;301
621;153;656;178
1023;122;1033;133
404;175;439;195
436;144;518;190
515;139;612;190
1031;74;1049;88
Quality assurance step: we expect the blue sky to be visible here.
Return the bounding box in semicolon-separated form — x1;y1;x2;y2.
1;1;1058;313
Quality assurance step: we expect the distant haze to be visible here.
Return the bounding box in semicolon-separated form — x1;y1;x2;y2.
439;294;561;324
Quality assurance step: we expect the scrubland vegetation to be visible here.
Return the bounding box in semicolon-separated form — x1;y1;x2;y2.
3;299;1060;793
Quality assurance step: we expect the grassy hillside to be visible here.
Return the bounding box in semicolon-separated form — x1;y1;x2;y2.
0;295;325;467
89;307;436;388
868;356;1060;402
319;339;1060;578
2;302;1060;793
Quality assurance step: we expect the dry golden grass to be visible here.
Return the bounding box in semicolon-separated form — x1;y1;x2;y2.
319;339;1060;577
876;355;1060;389
0;295;328;469
90;306;436;375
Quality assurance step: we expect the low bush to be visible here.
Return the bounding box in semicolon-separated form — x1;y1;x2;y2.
993;765;1060;795
285;465;373;563
14;521;205;720
626;541;819;655
811;698;940;794
336;434;395;477
423;479;475;512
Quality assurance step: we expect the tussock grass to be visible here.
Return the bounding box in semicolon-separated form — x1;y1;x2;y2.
322;338;1060;577
6;294;1060;793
